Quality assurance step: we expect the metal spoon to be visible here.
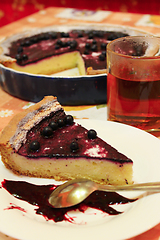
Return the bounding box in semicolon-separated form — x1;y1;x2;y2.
48;178;160;208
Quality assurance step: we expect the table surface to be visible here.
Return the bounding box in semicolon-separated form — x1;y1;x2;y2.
1;7;160;240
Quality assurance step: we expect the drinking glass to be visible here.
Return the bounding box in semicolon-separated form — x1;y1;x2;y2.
107;36;160;131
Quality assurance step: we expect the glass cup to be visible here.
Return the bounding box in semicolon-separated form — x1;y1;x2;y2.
107;36;160;132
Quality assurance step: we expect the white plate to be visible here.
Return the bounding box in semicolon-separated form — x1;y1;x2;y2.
1;119;160;240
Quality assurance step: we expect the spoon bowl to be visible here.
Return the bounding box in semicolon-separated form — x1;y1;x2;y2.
48;178;160;208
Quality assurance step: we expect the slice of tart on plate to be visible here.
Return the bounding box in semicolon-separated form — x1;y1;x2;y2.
0;96;133;185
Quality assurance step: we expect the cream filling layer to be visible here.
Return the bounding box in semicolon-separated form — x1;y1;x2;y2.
5;51;86;76
4;151;133;185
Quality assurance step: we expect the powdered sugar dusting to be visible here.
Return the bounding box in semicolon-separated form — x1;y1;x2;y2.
84;145;108;158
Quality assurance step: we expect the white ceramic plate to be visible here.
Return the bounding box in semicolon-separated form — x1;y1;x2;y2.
0;120;160;240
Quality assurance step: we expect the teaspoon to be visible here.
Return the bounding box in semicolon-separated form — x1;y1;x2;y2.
48;178;160;208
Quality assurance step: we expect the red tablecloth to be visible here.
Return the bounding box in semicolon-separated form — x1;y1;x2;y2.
1;0;160;27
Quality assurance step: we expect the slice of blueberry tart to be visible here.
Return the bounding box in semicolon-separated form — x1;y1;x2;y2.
0;96;133;185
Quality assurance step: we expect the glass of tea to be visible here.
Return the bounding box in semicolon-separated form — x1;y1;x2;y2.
107;36;160;131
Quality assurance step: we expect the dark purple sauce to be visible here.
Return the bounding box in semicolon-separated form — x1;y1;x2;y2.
1;179;136;223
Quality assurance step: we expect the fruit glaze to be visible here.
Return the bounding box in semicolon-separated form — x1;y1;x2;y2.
17;112;132;163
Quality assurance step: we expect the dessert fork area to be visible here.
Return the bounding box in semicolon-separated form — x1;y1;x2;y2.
1;7;160;240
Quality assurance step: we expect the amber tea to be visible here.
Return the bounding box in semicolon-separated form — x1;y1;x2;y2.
107;36;160;130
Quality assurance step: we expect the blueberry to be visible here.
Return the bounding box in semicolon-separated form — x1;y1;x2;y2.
56;39;63;46
91;44;97;51
84;49;89;55
42;126;53;137
70;141;79;152
92;39;97;45
57;119;65;127
61;32;69;38
61;41;67;47
49;32;57;39
97;31;104;38
15;54;22;63
43;33;50;40
107;33;116;41
102;51;106;56
49;121;58;130
77;31;83;37
24;40;31;46
38;33;47;40
65;115;74;125
31;36;39;43
69;40;77;49
99;53;106;61
85;43;90;49
29;140;40;151
87;129;97;139
101;42;107;50
55;44;60;50
20;41;26;47
22;54;28;61
88;33;94;39
17;46;23;53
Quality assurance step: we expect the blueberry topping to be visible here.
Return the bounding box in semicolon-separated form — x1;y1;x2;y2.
39;33;49;40
77;32;83;37
49;121;58;130
84;49;89;55
87;129;97;139
29;141;40;151
97;31;104;38
56;39;63;46
61;32;69;38
17;46;23;53
70;141;79;152
22;54;28;61
65;115;74;125
102;51;106;56
61;41;68;47
31;36;39;43
85;43;90;49
24;40;31;46
101;42;107;50
92;39;97;45
91;44;97;51
88;33;94;39
43;33;50;40
57;119;65;127
49;32;57;39
55;44;60;50
69;40;77;49
42;126;53;137
99;53;106;61
15;54;22;63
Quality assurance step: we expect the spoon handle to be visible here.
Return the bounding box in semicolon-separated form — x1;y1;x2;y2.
98;182;160;192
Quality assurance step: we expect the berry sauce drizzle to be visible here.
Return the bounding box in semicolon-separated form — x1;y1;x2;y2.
1;179;136;223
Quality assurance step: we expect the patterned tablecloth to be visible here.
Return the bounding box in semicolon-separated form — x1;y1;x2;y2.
1;7;160;240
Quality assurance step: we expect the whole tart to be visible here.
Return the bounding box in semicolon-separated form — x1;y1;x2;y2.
0;24;149;76
0;96;133;185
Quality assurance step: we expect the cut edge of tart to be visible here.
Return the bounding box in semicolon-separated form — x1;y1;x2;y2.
0;96;133;185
